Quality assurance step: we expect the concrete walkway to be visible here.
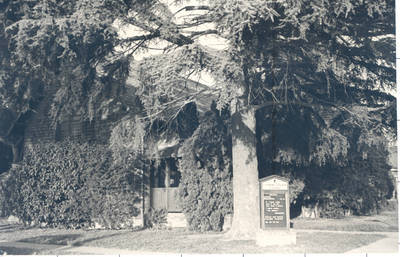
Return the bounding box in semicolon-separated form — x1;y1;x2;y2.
345;232;399;254
294;229;397;235
63;245;174;255
293;229;399;254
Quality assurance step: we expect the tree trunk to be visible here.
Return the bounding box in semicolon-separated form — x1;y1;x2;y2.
164;160;171;188
227;105;260;239
143;160;151;226
11;141;23;163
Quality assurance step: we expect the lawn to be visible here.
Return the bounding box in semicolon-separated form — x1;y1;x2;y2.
292;209;398;232
0;209;397;254
0;227;385;254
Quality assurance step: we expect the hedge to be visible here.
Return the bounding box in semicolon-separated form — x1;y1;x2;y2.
0;141;142;228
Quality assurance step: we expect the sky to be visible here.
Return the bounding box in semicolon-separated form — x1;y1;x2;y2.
117;0;228;87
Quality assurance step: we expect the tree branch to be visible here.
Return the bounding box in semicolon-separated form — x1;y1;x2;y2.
185;29;218;38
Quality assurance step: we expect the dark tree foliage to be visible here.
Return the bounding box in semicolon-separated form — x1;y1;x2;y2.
0;142;12;173
236;0;395;106
0;0;140;166
0;1;41;162
0;0;135;139
149;102;199;143
298;144;393;217
257;105;394;217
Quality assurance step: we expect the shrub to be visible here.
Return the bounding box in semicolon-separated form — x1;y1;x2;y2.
0;172;15;217
145;208;168;230
0;141;142;228
87;164;143;229
339;151;393;216
289;177;305;204
300;143;394;218
178;108;233;232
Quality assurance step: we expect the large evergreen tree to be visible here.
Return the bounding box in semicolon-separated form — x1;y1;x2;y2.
125;0;395;238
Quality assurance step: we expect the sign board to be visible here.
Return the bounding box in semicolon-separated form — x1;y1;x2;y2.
259;175;290;230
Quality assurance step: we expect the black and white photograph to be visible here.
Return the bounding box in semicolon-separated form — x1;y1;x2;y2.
0;0;397;255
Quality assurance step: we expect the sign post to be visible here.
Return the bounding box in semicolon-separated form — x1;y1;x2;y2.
256;175;296;246
260;175;290;230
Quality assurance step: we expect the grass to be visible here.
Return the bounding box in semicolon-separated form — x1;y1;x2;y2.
0;225;388;254
297;232;384;253
0;209;397;254
69;229;384;254
292;209;398;232
0;246;36;255
19;233;83;245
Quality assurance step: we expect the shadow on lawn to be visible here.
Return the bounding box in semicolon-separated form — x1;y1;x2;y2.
70;231;130;246
18;234;82;246
0;223;27;233
0;246;36;255
18;231;131;248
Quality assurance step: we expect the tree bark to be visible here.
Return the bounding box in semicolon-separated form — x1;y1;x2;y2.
11;139;23;163
143;160;152;226
227;105;260;239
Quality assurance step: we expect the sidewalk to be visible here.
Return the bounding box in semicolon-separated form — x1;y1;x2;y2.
62;246;173;255
345;233;399;253
293;229;397;235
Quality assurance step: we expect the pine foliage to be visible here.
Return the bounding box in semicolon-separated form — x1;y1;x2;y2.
0;0;133;125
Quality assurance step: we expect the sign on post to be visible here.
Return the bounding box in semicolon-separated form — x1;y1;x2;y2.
259;175;290;230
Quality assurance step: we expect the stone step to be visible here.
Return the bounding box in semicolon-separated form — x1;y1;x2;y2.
167;213;187;228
